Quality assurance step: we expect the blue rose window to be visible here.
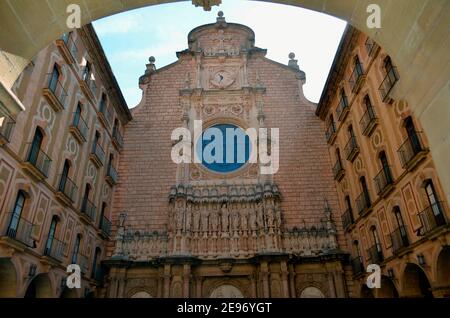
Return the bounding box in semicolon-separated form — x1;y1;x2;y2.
196;123;251;173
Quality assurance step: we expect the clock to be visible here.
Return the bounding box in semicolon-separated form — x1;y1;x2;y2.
210;70;235;89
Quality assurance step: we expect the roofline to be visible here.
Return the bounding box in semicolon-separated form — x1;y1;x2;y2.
315;25;359;120
80;24;132;123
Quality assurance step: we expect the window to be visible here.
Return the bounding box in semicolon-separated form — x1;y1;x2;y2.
81;184;91;211
99;202;107;229
348;125;355;138
82;62;91;82
345;196;352;212
354;56;363;75
74;103;82;126
48;64;60;93
379;151;393;183
91;247;101;279
336;149;342;165
405;117;421;152
44;216;58;255
371;227;382;253
59;160;71;192
384;56;396;82
92;131;100;153
28;128;44;165
99;93;107;113
71;234;81;264
8;191;27;235
425;180;443;218
360;176;371;207
113;119;119;133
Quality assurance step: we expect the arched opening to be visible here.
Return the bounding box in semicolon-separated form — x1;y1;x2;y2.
130;291;153;298
0;259;17;297
209;284;244;298
376;276;399;298
24;273;53;298
60;287;79;298
360;284;374;298
300;286;325;298
435;246;450;297
44;215;59;257
401;263;433;298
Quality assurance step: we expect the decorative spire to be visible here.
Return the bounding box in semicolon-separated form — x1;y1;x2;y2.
288;52;299;71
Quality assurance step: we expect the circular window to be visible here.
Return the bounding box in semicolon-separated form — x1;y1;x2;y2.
196;123;251;174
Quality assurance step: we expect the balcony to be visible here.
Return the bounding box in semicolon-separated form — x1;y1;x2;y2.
349;62;366;93
99;216;112;238
76;253;89;274
336;95;349;122
106;165;118;187
89;143;105;168
97;104;113;129
56;33;78;65
390;225;409;254
93;268;105;283
43;237;66;262
351;257;364;276
341;208;354;232
2;213;36;248
0;112;15;146
374;167;394;197
332;159;345;181
42;73;67;112
356;192;371;216
367;243;384;264
80;72;97;101
418;201;447;236
365;37;379;58
21;143;52;181
379;67;399;103
344;136;359;162
112;127;124;150
80;198;96;223
359;106;378;136
69;113;88;144
398;132;428;171
55;175;78;206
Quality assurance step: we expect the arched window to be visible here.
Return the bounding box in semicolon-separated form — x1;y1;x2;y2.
424;180;444;224
99;93;107;113
44;216;58;256
81;184;91;211
345;196;353;215
336;148;342;164
71;234;81;264
392;206;409;249
28;127;44;165
352;240;364;274
48;64;60;93
379;151;393;183
354;55;363;75
58;160;71;193
360;176;371;207
370;226;383;262
82;61;91;83
7;190;27;237
99;202;106;229
73;102;82;126
348;125;355;138
91;247;101;279
404;117;421;153
92;131;101;154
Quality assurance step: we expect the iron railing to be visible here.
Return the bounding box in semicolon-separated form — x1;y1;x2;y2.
379;66;399;102
356;191;371;215
91;143;105;165
342;208;354;231
61;33;79;62
418;201;447;236
43;237;66;261
359;106;378;135
336;95;349;121
349;61;364;92
374;166;394;195
99;216;112;236
398;132;426;168
390;225;409;254
0;113;15;142
25;143;52;178
112;127;124;148
367;243;384;264
44;73;68;108
365;37;378;57
70;112;89;141
4;213;36;247
332;159;344;180
81;198;96;221
344;136;359;161
351;256;364;276
107;165;118;185
57;174;78;202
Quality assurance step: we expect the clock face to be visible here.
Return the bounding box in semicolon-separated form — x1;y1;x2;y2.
210;70;234;88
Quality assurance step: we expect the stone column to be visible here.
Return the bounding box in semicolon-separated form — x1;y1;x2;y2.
163;264;171;298
333;268;346;298
183;264;191;298
196;276;203;298
288;263;296;298
260;261;270;297
327;273;337;298
280;261;290;298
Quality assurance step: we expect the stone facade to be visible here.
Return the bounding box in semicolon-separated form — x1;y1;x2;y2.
316;26;450;298
105;13;348;298
0;25;130;297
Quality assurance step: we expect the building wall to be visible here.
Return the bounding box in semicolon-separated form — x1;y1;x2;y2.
319;30;450;298
0;27;128;298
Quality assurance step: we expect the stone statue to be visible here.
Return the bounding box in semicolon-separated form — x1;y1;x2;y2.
210;211;219;231
200;208;209;232
193;206;200;232
185;204;192;232
221;203;229;232
232;211;240;231
249;210;257;231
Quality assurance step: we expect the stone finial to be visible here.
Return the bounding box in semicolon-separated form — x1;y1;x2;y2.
192;0;222;12
217;10;226;23
288;52;299;71
140;56;157;85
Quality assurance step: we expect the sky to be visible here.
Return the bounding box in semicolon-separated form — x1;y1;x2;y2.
93;0;346;108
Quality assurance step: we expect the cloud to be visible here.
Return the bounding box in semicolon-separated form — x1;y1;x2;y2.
94;13;143;36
